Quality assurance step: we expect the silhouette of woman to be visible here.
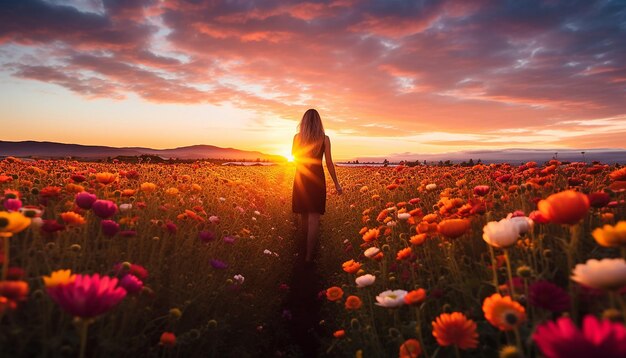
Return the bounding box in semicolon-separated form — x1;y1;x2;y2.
291;109;342;263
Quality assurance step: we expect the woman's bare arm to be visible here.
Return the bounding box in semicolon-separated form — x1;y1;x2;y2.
324;136;343;194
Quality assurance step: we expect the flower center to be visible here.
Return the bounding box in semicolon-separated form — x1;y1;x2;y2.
0;217;8;228
505;312;518;326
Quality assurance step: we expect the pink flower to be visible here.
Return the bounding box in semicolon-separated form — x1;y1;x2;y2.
101;220;119;237
119;274;143;295
75;192;97;210
3;198;22;212
533;315;626;358
529;280;571;313
46;274;127;318
92;200;118;219
473;185;490;196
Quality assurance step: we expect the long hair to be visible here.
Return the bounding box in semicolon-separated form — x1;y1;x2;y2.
296;109;325;157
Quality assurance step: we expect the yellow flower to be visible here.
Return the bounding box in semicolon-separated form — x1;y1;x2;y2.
0;211;31;238
592;221;626;247
95;172;117;185
42;269;76;288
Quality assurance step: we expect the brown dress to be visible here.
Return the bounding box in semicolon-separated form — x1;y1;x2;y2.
292;141;326;214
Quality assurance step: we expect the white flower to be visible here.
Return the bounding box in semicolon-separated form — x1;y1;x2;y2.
254;210;261;216
571;258;626;290
386;206;397;213
508;216;533;235
263;249;273;255
119;203;132;212
355;274;376;287
252;217;257;221
364;247;381;258
30;217;43;228
482;218;520;248
375;289;407;307
426;184;437;191
386;220;397;227
209;215;220;224
397;212;411;220
233;274;245;284
219;197;226;202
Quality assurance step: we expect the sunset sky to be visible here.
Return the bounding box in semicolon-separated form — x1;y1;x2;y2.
1;0;625;160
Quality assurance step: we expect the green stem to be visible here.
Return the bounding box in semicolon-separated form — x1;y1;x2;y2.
488;245;499;292
415;308;429;358
454;345;461;358
78;318;90;358
504;249;516;297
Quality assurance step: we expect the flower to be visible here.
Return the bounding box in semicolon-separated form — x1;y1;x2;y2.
96;172;117;185
609;167;626;181
588;192;611;208
60;211;85;226
482;218;520;248
3;198;22;212
101;220;120;237
375;289;407;308
42;269;76;288
46;274;126;318
119;274;143;295
537;190;590;225
75;192;97;210
333;330;345;338
0;211;31;237
473;185;490;196
399;338;422;358
425;184;437;191
0;280;29;311
92;200;118;219
482;294;526;331
362;228;380;242
404;289;427;305
355;274;376;288
160;332;176;347
210;259;228;270
345;295;362;310
112;262;148;280
140;182;157;194
438;219;470;239
364;247;381;258
533;315;626;358
342;259;362;274
432;312;478;350
198;230;216;243
592;221;626;248
507;215;533;235
571;258;626;290
396;247;412;260
397;212;411;220
326;286;344;301
529;280;571;313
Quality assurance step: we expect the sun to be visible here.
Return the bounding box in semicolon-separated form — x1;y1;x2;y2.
283;152;295;162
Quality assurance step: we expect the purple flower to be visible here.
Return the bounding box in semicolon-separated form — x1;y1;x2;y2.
198;230;215;243
533;315;626;358
46;274;127;318
119;274;143;295
210;259;228;270
101;220;120;237
165;222;177;234
3;198;22;212
223;236;235;244
92;200;118;219
75;192;97;210
529;280;571;313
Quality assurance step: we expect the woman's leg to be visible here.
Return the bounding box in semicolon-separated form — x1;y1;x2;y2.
305;213;321;262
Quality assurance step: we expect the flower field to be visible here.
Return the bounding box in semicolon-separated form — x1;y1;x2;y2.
1;157;625;357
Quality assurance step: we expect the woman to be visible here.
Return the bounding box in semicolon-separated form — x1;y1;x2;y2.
292;109;342;263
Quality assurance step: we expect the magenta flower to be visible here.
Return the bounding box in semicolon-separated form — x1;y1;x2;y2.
210;259;227;269
75;192;97;210
101;220;120;237
473;185;490;196
198;230;215;243
165;222;177;234
47;274;127;318
529;280;571;312
223;236;235;244
112;263;149;280
3;198;22;212
119;274;143;295
92;200;118;219
41;219;65;234
534;315;626;358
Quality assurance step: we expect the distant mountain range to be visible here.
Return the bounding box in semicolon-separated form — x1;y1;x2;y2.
352;148;626;164
0;141;286;162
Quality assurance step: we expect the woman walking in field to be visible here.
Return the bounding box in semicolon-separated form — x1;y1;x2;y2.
292;108;342;263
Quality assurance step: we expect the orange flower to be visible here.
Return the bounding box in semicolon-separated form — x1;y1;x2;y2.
65;183;84;194
121;189;136;197
432;312;478;350
396;247;412;260
423;214;438;223
326;286;344;301
39;186;62;198
0;280;29;311
345;295;362;310
609;181;626;192
482;294;526;331
140;182;157;194
60;211;85;226
387;183;399;190
333;330;345;338
537;190;590;225
437;219;470;239
342;260;362;274
609;167;626;181
95;172;117;185
399;338;422;358
159;332;176;347
410;234;427;245
362;228;380;242
404;289;427;305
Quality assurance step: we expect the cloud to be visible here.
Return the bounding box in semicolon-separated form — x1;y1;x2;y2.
0;0;624;147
